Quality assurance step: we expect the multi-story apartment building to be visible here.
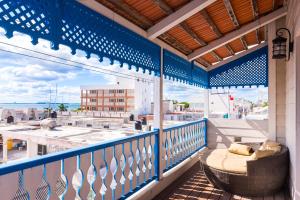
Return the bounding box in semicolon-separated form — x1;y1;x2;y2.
80;85;135;112
80;78;152;115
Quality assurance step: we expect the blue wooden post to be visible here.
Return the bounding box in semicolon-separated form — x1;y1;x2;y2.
204;118;208;146
154;129;160;180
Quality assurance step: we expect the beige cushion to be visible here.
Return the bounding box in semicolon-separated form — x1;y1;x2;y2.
228;143;253;156
250;149;276;160
260;140;281;153
202;149;252;174
263;140;280;147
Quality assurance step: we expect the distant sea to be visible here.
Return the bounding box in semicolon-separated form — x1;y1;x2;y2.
0;103;81;111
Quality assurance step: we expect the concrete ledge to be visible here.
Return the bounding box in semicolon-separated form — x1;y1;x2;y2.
128;147;206;200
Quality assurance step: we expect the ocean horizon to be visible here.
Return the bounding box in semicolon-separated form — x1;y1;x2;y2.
0;103;81;110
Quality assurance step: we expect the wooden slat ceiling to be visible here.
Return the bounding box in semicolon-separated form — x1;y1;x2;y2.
95;0;284;68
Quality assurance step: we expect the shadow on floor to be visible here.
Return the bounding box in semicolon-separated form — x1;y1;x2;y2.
153;163;289;200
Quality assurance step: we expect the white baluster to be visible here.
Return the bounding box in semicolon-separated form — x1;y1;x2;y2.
151;135;156;178
142;137;149;182
79;153;91;199
93;150;104;200
131;140;137;190
123;142;131;196
46;160;61;200
105;147;113;199
114;144;123;199
63;156;77;199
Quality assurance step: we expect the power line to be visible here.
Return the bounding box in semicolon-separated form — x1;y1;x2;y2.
0;47;153;83
0;41;154;81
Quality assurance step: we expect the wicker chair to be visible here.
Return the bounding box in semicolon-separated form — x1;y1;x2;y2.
199;144;289;197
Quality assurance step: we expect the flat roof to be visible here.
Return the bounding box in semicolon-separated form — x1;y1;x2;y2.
80;84;135;90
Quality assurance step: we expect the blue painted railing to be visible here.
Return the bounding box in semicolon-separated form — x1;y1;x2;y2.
162;119;207;172
0;120;207;200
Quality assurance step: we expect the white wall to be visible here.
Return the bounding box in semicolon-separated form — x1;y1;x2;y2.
285;1;300;198
134;78;152;116
209;93;229;114
207;118;268;149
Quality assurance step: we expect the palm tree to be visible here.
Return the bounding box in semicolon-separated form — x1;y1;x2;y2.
58;103;68;112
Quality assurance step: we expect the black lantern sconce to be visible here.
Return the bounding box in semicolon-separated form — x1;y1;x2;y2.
272;28;293;61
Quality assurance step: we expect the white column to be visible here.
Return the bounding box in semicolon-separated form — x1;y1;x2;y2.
26;140;38;158
268;21;277;141
153;77;161;128
2;137;8;163
153;48;164;180
203;89;209;118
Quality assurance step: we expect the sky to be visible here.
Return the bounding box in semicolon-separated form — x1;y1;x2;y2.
0;29;267;104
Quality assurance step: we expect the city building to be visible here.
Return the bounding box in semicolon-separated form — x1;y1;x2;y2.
80;84;135;112
80;78;152;116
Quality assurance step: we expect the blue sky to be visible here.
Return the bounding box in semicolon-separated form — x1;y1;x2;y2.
0;29;267;103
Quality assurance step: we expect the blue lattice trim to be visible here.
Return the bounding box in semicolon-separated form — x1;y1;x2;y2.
0;0;161;75
209;46;268;88
163;49;191;83
163;50;208;88
192;62;209;88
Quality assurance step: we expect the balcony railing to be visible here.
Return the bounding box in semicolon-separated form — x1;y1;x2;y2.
0;119;207;200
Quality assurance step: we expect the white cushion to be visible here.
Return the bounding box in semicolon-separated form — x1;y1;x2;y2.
228;143;253;156
201;149;252;174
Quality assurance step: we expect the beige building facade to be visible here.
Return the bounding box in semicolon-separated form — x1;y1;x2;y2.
80;85;135;112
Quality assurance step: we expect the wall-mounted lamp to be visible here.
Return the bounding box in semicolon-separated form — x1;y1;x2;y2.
272;28;293;61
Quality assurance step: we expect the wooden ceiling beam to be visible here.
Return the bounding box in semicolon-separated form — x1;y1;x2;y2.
200;9;222;37
147;0;217;39
240;36;248;50
197;58;212;68
200;9;234;56
154;0;207;46
153;0;173;15
223;0;248;50
188;7;287;60
210;51;223;62
225;44;235;56
106;0;153;28
223;0;239;27
160;33;211;67
160;33;192;54
208;42;267;71
250;0;260;44
179;22;207;46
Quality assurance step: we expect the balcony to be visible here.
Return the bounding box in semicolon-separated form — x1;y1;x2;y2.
0;0;297;199
0;120;206;200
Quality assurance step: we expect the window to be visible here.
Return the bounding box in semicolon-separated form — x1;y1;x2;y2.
91;107;97;111
109;90;115;94
109;107;115;111
118;90;124;94
90;90;97;94
90;98;97;102
117;107;124;111
118;98;124;102
109;98;116;103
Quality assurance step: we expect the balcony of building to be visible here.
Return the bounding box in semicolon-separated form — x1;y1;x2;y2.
0;0;299;200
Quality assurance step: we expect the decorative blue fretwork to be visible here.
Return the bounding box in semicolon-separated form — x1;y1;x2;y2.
0;0;161;75
163;49;191;83
209;45;268;88
163;49;209;88
192;62;209;88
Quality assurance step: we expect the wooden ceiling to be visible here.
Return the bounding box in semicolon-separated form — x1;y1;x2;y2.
95;0;284;68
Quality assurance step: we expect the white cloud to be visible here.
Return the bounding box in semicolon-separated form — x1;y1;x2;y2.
0;64;76;82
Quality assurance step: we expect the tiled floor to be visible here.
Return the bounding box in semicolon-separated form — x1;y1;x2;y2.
153;164;289;200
